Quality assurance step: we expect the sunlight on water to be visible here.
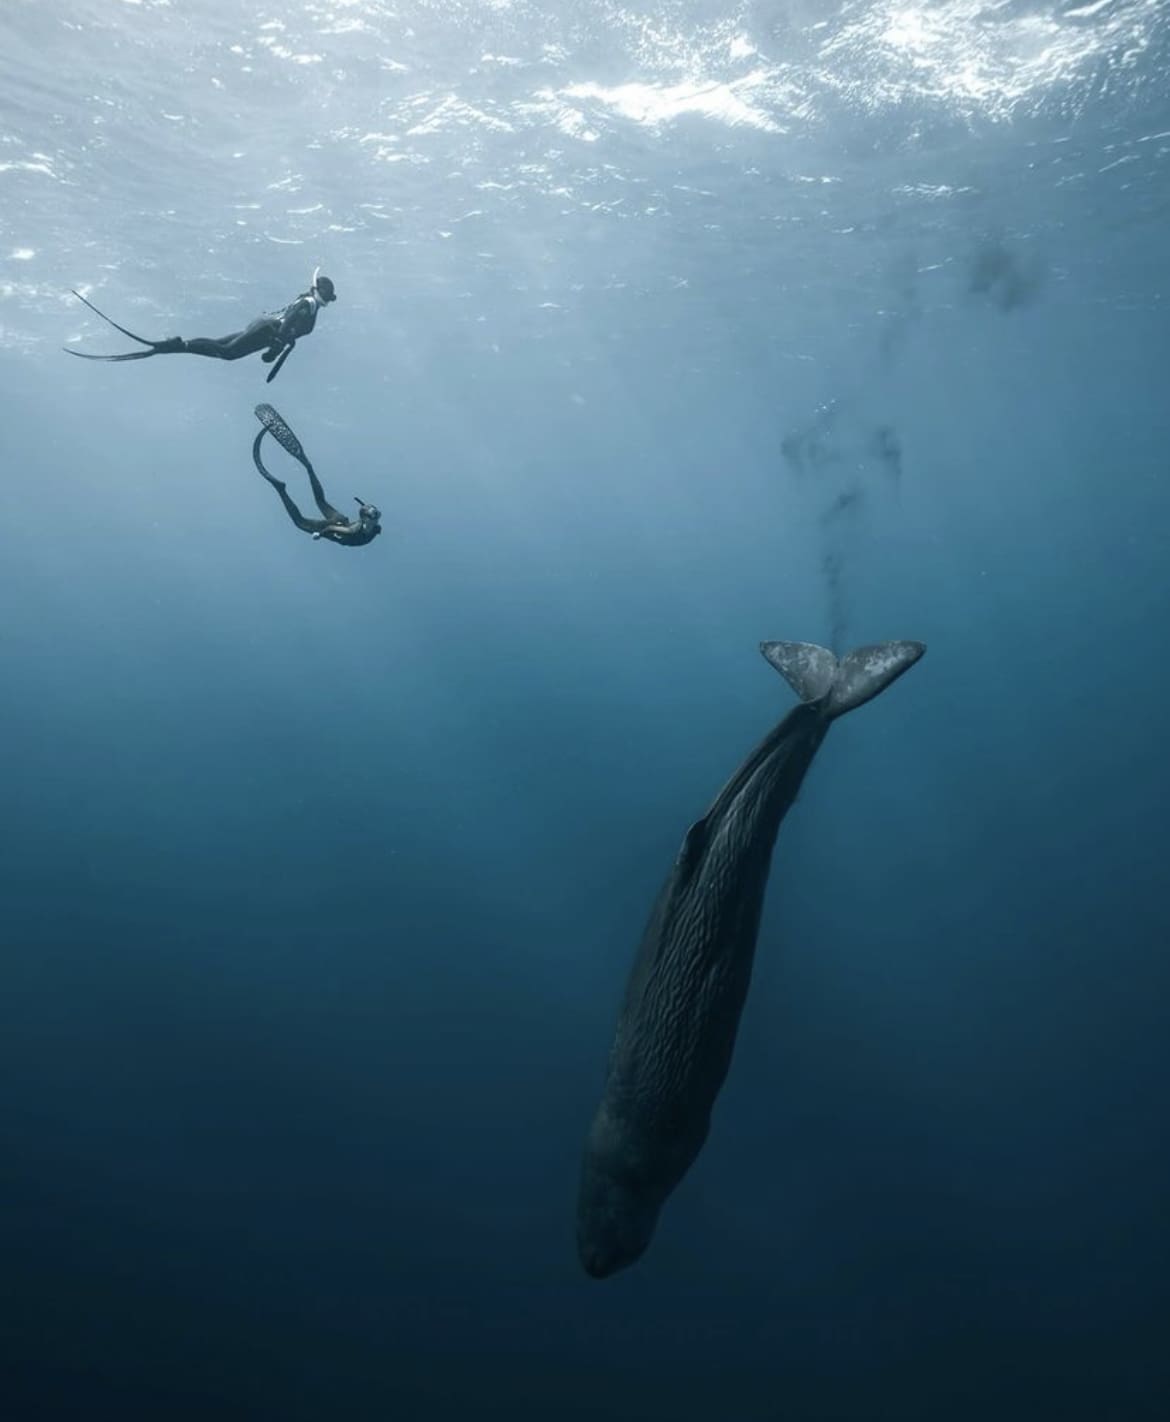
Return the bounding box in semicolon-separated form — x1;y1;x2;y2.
0;0;1164;355
820;0;1162;119
560;74;785;133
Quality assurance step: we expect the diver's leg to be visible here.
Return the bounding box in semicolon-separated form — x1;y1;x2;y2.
304;463;344;523
254;409;339;519
180;335;235;357
253;429;327;534
273;487;328;534
183;318;279;361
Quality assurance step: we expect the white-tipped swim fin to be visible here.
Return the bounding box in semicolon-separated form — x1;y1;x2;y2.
760;639;925;718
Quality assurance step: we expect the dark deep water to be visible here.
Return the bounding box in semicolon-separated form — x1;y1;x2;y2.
2;2;1170;1418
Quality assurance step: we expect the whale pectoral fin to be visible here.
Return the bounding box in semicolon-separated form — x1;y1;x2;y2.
675;817;709;876
830;641;926;716
759;641;837;703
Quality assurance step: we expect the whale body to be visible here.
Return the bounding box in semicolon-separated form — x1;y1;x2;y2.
576;638;926;1278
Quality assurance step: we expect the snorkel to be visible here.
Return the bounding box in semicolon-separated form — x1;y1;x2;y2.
354;496;381;524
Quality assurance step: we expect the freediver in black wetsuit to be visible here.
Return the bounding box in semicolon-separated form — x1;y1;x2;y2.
64;270;337;383
252;403;382;548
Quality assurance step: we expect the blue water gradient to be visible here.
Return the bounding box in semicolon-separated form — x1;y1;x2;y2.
2;2;1168;1417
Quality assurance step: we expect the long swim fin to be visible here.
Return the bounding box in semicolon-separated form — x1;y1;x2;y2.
254;403;311;470
64;347;161;362
64;289;185;360
760;639;925;718
69;289;160;346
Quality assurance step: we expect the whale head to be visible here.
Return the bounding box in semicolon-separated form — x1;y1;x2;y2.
576;1117;662;1279
577;1166;659;1278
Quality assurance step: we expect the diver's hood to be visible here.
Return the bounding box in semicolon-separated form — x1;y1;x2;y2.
310;265;337;303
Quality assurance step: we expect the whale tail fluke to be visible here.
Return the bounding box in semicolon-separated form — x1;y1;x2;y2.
760;639;925;718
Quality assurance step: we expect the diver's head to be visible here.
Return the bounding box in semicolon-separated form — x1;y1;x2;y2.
310;267;337;303
354;496;381;526
576;1157;659;1280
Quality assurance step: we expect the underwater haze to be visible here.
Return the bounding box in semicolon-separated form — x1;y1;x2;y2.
2;1;1170;1417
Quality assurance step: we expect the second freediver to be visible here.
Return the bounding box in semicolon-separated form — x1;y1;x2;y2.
251;403;382;548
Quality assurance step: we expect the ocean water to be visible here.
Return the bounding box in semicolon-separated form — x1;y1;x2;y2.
2;1;1169;1417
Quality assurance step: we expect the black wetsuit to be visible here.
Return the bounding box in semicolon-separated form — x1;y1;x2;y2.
183;294;321;361
251;405;382;548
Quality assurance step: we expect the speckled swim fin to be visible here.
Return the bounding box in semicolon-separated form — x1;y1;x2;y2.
254;403;311;469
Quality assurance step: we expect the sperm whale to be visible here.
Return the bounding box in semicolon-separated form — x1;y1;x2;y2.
576;638;926;1278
